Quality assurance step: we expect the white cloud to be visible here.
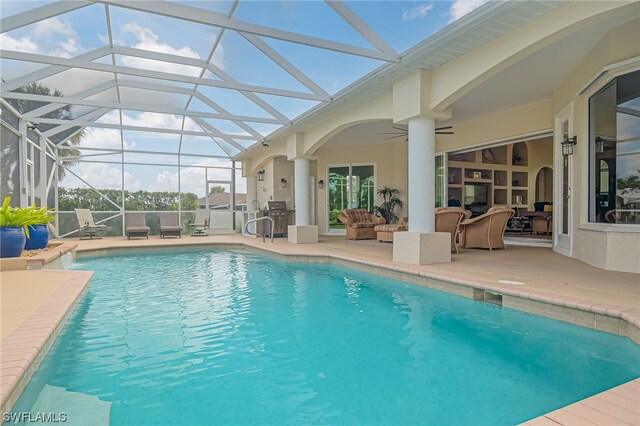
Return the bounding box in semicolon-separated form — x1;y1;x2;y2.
95;111;122;125
449;0;488;22
122;112;199;132
62;157;246;195
32;17;75;37
149;158;244;196
31;16;82;58
402;3;433;21
61;162;141;191
120;22;208;76
77;128;135;151
0;33;40;53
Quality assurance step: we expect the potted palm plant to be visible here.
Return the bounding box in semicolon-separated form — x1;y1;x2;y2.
375;186;403;224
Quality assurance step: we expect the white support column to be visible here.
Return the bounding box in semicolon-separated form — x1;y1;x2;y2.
408;117;436;233
288;157;317;244
294;158;310;226
18;120;28;207
39;135;47;207
393;116;450;265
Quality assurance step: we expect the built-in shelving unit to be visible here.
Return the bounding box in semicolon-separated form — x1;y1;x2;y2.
447;142;530;212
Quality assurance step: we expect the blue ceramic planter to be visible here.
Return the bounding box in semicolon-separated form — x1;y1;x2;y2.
24;224;50;250
0;227;26;258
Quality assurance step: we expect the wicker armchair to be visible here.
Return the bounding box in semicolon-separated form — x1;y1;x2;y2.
461;206;514;250
338;208;385;240
435;207;469;253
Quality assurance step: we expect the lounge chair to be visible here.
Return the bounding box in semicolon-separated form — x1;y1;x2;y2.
435;207;468;253
74;208;107;240
461;206;514;250
338;208;385;240
159;212;182;238
190;209;209;236
125;212;151;240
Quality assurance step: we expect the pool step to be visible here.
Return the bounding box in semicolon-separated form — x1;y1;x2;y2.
30;385;111;425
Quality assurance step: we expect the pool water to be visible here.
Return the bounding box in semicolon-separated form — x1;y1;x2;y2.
13;250;640;425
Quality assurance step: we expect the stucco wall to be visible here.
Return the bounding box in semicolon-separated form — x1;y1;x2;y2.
553;18;640;273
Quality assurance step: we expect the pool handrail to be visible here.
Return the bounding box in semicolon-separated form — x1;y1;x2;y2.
244;216;275;244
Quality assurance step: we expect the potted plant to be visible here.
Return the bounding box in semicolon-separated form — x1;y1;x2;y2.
0;197;57;257
23;205;56;250
0;197;29;258
375;186;403;224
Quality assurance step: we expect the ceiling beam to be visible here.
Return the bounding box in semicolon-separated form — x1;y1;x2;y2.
35;117;255;140
192;93;264;140
111;46;286;127
42;107;112;138
239;33;330;98
92;0;399;62
204;63;290;123
22;81;116;119
116;79;196;96
1;50;327;101
1;91;285;124
112;45;208;70
324;1;398;58
0;1;90;34
191;117;250;151
1;47;112;92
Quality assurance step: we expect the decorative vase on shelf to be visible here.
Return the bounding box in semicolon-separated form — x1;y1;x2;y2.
448;170;456;184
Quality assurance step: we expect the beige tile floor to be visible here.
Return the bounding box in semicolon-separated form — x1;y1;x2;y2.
0;270;73;340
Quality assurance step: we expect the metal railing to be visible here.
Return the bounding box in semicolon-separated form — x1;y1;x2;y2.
244;216;275;244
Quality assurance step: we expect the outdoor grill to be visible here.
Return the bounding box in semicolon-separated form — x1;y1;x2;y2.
266;201;295;237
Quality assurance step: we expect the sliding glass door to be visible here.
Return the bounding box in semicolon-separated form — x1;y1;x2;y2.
327;164;375;232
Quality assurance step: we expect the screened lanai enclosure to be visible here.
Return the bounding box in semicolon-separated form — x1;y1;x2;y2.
0;0;415;237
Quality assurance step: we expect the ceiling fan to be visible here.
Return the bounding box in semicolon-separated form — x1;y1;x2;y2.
378;125;454;141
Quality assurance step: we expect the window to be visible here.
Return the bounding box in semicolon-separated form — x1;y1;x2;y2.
589;70;640;224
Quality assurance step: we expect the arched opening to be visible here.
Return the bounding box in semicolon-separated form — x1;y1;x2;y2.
535;167;553;203
511;142;529;166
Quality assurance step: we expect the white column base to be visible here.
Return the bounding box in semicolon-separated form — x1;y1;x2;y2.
288;225;318;244
393;231;451;265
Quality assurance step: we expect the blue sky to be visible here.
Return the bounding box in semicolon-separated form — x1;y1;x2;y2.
1;0;488;196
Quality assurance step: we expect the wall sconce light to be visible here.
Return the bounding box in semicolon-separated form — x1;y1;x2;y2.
318;179;324;189
280;178;287;188
561;136;577;156
257;170;265;182
595;136;605;153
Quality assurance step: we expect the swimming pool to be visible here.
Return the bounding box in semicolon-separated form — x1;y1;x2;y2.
12;250;640;425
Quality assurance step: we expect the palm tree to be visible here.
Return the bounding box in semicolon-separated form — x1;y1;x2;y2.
7;82;86;180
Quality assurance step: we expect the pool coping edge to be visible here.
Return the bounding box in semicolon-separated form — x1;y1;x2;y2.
0;270;92;417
